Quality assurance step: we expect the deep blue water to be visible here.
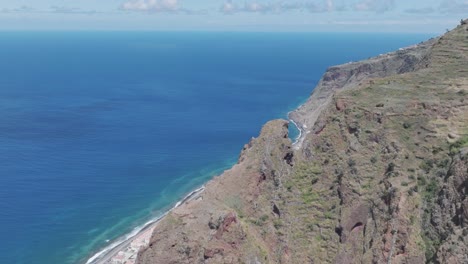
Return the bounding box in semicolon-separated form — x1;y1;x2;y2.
0;32;433;264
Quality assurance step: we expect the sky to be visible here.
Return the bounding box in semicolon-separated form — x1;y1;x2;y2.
0;0;466;32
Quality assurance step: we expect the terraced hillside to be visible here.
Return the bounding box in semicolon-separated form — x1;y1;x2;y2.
136;20;467;264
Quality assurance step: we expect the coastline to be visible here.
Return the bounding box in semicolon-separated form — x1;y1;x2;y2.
81;107;305;264
82;35;425;262
85;186;206;264
287;111;303;146
83;113;306;264
80;33;429;264
287;109;307;149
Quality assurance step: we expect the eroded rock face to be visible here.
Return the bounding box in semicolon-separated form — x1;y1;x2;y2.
136;21;468;264
214;212;238;240
431;153;468;263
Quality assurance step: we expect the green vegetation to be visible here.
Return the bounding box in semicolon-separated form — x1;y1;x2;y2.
417;175;427;186
423;234;441;261
293;162;322;179
424;178;439;199
387;162;395;173
285;181;293;192
289;162;323;204
301;189;320;204
450;136;468;154
437;158;450;168
273;219;283;229
251;214;269;226
324;211;334;219
225;195;245;218
420;159;434;173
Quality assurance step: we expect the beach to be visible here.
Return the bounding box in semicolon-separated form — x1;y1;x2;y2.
86;186;205;264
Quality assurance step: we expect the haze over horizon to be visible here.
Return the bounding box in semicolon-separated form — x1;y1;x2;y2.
0;0;466;33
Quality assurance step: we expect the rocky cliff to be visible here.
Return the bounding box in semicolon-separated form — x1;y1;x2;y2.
137;20;468;264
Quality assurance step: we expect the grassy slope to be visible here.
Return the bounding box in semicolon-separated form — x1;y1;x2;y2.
278;21;467;263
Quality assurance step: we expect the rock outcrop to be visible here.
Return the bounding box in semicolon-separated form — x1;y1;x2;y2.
137;20;468;264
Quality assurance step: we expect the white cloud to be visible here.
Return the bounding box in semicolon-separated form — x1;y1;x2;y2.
0;5;100;15
404;7;435;14
439;0;468;14
220;1;337;14
353;0;395;13
121;0;180;12
326;0;334;11
221;0;236;14
220;1;277;14
0;5;35;13
50;6;97;15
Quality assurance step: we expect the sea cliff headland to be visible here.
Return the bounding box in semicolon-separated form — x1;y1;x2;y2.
88;19;467;264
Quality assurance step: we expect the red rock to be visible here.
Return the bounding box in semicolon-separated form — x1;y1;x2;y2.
214;212;237;239
204;248;224;259
336;99;346;111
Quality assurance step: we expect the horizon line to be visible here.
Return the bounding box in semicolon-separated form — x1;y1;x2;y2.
0;29;443;34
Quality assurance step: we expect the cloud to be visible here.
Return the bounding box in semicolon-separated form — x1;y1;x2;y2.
220;1;339;14
221;0;236;13
438;0;468;14
50;6;97;15
0;5;100;15
0;5;35;13
220;1;280;14
121;0;181;12
353;0;395;13
404;7;434;14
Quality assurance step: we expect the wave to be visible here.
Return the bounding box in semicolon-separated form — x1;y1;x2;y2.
85;185;205;264
287;112;303;146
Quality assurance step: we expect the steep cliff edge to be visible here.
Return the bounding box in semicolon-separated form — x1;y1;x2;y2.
289;30;435;148
137;120;294;264
137;21;467;264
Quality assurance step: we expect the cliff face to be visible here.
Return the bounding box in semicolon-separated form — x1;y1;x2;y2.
137;21;468;264
137;120;294;264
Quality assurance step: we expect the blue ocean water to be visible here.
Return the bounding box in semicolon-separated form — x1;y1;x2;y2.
0;32;433;264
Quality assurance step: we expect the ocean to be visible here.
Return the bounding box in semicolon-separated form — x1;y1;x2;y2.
0;31;433;264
